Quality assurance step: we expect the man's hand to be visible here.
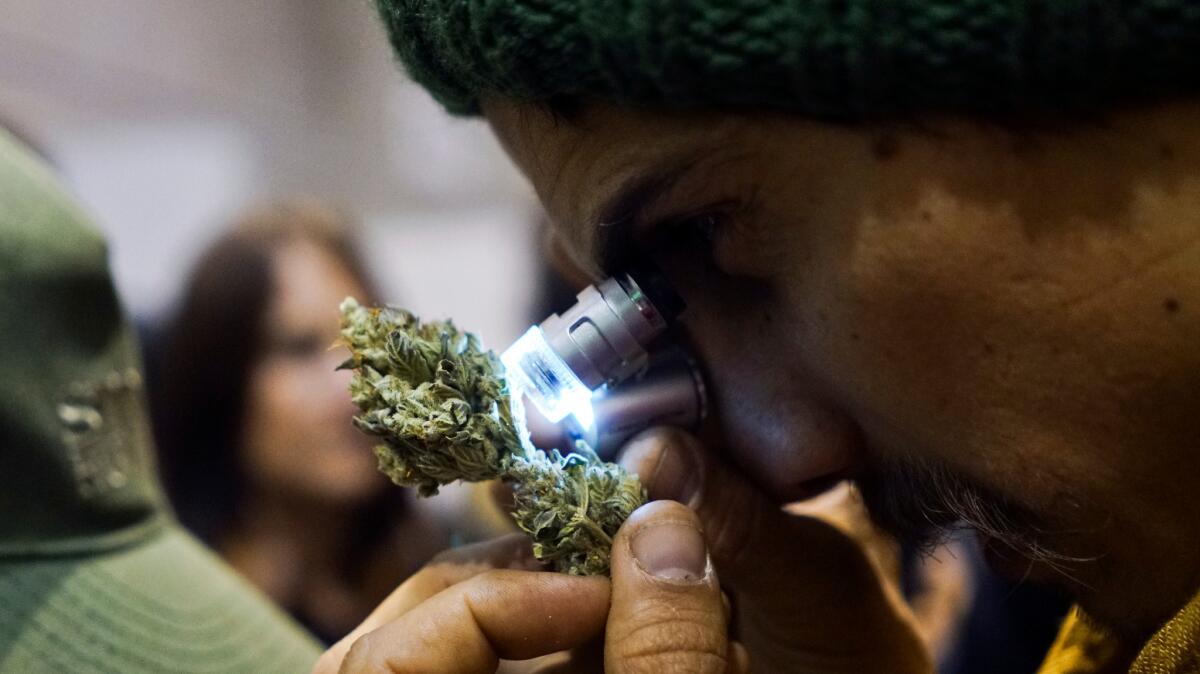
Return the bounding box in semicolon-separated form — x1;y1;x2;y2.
313;534;607;672
618;428;932;673
316;427;931;673
601;500;746;673
315;504;748;673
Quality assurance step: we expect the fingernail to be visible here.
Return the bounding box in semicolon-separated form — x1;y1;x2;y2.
620;432;701;504
631;521;708;582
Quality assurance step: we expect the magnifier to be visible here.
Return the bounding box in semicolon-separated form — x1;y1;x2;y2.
501;263;707;458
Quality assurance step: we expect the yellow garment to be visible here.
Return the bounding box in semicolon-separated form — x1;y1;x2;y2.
1039;591;1200;674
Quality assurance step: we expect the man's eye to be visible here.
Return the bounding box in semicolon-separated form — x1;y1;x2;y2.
652;211;726;258
676;213;722;242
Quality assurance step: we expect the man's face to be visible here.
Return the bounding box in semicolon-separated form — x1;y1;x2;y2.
484;99;1200;632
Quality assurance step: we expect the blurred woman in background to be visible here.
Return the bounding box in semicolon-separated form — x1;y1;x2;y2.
150;201;447;643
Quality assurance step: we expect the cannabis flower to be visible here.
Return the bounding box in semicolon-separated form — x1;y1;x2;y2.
339;297;645;575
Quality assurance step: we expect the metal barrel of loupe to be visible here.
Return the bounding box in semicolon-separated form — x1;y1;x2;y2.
572;346;707;458
502;266;707;459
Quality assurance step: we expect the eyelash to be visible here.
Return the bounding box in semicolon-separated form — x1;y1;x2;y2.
650;210;726;260
603;203;735;277
675;212;722;240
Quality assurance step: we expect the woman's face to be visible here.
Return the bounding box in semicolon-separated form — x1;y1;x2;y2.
240;239;382;505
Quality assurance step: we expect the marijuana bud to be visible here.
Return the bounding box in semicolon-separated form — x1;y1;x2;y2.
338;297;646;575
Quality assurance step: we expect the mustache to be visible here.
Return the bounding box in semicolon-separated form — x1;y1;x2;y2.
853;452;1094;574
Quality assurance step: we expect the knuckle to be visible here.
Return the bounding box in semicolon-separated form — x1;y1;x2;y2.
341;635;422;674
341;633;384;673
609;606;727;674
472;568;513;586
621;649;727;674
460;568;519;603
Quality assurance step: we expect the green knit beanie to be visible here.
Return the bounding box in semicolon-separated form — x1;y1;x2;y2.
375;0;1200;118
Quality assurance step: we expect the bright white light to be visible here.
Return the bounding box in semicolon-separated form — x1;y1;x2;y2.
569;394;595;431
501;327;595;429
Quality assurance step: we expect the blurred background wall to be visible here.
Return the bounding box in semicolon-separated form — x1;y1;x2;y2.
1;0;540;347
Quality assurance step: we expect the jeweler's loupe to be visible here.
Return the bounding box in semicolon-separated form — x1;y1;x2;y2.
501;264;707;458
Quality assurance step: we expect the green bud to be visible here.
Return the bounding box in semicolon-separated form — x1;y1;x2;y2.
339;297;645;575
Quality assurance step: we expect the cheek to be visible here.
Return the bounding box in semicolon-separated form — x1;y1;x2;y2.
240;360;375;487
241;364;313;470
796;196;1085;486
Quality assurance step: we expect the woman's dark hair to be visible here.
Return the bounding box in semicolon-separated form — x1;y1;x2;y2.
150;200;387;545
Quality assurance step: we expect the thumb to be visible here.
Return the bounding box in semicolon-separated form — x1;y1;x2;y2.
604;500;737;674
619;428;930;670
618;428;862;598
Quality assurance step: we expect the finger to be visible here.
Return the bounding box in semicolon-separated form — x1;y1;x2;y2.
425;532;545;581
619;428;877;599
726;642;751;674
605;501;729;674
315;534;541;673
618;428;929;664
511;641;604;674
496;652;572;674
337;570;609;673
787;483;905;585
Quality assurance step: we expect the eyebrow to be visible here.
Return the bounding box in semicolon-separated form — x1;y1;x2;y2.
592;161;696;274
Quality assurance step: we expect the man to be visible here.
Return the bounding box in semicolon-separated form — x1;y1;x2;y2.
318;2;1200;672
0;128;323;673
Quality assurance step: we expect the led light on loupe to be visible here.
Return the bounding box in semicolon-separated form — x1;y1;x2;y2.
501;327;595;429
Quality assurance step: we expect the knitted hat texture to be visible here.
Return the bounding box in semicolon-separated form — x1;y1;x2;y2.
375;0;1200;118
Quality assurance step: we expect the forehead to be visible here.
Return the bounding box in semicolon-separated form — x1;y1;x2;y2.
269;240;361;323
484;98;745;275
